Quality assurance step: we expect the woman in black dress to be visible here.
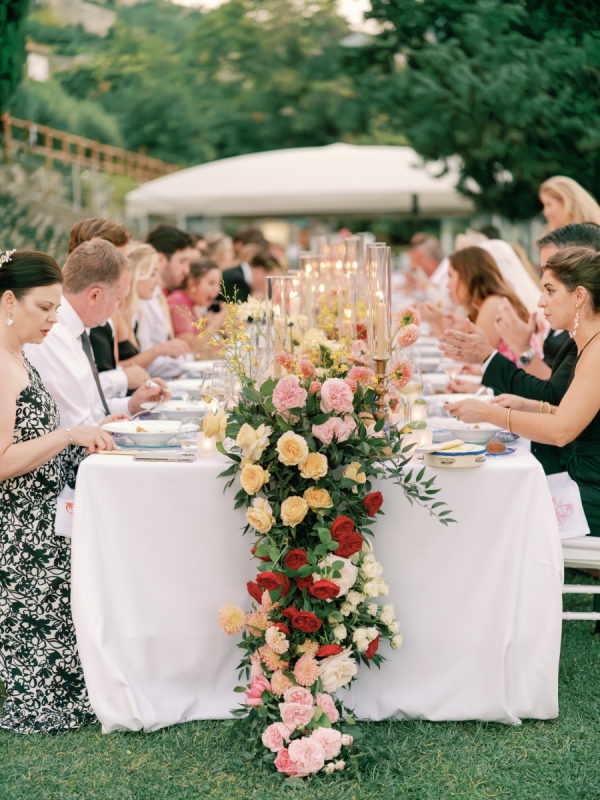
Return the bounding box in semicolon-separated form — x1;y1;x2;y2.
0;250;116;733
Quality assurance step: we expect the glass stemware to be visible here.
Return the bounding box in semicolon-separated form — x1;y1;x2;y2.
177;418;200;452
396;352;424;423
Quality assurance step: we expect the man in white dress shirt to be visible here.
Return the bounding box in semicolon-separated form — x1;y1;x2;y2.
25;238;166;427
136;224;197;379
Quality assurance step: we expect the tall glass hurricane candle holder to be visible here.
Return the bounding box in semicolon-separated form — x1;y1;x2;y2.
300;252;317;328
367;243;392;419
266;274;297;377
337;272;357;340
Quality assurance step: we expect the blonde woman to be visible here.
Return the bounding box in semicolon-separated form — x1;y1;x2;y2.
113;244;188;370
539;176;600;232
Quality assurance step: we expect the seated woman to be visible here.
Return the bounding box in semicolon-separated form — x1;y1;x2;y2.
167;259;226;357
446;246;600;535
0;249;116;733
113;244;189;372
425;247;537;363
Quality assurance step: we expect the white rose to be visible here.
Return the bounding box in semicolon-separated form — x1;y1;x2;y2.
391;633;404;649
333;624;347;641
380;604;395;627
340;602;353;617
366;603;378;617
361;539;373;555
366;626;379;642
323;763;336;775
363;580;380;599
335;759;346;771
378;580;390;597
319;648;358;693
349;552;361;565
318;555;358;598
388;620;400;634
361;561;382;580
352;628;369;652
341;735;353;746
346;590;363;608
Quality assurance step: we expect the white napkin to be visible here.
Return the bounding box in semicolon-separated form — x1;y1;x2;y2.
546;472;590;539
55;485;75;538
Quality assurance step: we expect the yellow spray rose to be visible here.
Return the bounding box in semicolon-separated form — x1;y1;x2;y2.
343;461;367;494
298;452;328;480
303;486;333;512
276;431;309;466
236;423;272;462
202;409;228;442
246;497;275;533
240;464;270;495
280;495;309;527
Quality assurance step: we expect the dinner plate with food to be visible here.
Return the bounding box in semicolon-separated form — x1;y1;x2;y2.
101;419;181;447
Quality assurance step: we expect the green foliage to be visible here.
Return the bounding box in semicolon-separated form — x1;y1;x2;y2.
0;0;30;113
10;79;123;145
367;0;600;219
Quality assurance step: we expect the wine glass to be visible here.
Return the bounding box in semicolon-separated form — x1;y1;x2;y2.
177;418;200;452
211;361;230;407
440;358;462;383
396;353;424;423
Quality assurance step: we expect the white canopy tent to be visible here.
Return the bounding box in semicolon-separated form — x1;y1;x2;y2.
125;143;475;226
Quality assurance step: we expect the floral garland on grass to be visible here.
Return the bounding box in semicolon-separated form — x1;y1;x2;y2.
203;345;452;777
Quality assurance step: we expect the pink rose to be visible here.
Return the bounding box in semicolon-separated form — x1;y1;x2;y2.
309;381;322;393
245;675;271;707
274;747;299;777
310;727;343;761
347;366;375;387
312;416;355;445
273;374;308;413
288;737;326;776
283;686;314;706
262;722;291;753
316;692;340;723
344;377;357;392
279;701;315;730
350;339;369;365
320;378;355;414
299;359;316;379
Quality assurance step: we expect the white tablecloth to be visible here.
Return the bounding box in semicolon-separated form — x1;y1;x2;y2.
71;447;563;732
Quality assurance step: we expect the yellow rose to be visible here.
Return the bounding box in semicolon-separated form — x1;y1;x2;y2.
280;495;309;527
343;461;366;494
298;452;328;480
236;423;272;462
240;464;270;495
246;497;275;533
276;431;309;466
202;409;228;442
303;486;333;512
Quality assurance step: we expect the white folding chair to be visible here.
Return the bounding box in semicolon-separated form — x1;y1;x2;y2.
562;536;600;620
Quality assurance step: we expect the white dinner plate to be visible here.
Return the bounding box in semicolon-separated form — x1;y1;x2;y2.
102;419;181;447
140;398;216;420
167;379;207;399
177;360;216;376
425;393;491;406
427;416;499;445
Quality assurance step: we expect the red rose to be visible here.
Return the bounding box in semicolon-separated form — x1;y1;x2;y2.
296;575;314;592
316;644;344;658
356;322;367;340
282;606;299;620
251;545;271;562
330;515;355;539
247;581;263;604
308;580;340;600
365;634;380;659
334;530;363;558
292;611;323;633
280;575;291;597
363;492;383;516
272;622;290;635
284;548;309;571
256;571;283;592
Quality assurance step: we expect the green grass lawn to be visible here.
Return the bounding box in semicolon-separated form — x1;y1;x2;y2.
1;572;599;800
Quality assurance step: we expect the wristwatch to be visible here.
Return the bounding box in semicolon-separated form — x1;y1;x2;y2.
518;347;536;366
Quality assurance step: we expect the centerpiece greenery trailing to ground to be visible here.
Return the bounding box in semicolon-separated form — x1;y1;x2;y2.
202;314;452;777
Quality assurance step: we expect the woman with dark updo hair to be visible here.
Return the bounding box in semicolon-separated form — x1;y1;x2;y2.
0;249;115;733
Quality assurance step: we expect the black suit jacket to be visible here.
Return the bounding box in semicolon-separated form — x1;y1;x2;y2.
219;265;251;304
482;338;577;474
543;329;570;367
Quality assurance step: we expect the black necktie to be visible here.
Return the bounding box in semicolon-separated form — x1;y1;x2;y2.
80;330;111;416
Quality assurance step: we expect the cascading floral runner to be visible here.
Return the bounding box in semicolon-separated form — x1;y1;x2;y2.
202;308;451;778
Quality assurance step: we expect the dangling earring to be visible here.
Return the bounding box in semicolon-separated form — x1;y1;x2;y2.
570;305;579;338
6;312;13;327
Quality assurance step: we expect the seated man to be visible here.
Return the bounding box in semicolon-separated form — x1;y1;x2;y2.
25;238;166;427
438;222;600;474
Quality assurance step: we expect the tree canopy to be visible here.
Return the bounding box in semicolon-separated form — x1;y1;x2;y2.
0;0;30;114
367;0;600;218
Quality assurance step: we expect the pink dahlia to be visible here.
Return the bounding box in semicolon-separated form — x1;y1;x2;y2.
279;701;315;730
283;686;314;706
347;365;376;387
262;722;291;753
299;359;317;379
217;603;245;635
316;692;340;724
270;670;293;696
245;675;271;708
389;358;413;390
395;304;421;327
273;374;307;413
293;655;320;687
274;351;297;373
350;339;369;365
288;737;326;776
320;378;355;414
310;727;343;761
395;324;419;348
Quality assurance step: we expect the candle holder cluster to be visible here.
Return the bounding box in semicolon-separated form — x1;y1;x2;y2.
367;244;392;420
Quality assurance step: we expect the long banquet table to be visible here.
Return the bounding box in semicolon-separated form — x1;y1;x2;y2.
71;445;563;733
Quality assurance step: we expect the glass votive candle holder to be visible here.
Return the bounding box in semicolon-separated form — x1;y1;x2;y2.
196;431;217;457
411;401;428;422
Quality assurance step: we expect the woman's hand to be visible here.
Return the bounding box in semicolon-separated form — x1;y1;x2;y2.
69;426;118;453
159;339;190;358
445;377;482;394
444;398;491;423
490;393;539;412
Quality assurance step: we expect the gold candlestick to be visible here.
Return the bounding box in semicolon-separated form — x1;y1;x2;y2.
373;357;388;421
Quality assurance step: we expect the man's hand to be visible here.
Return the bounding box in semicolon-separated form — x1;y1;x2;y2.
438;319;494;364
123;364;150;390
127;378;171;415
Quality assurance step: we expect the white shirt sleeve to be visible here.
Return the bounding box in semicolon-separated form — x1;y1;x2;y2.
99;367;128;399
482;350;499;374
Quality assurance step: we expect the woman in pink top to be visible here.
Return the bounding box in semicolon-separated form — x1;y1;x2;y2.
168;259;225;356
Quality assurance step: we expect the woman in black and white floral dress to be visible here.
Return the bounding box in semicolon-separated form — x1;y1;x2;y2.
0;250;116;733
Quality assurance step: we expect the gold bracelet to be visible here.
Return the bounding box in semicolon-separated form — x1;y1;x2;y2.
545;401;552;414
506;407;513;434
539;400;544;413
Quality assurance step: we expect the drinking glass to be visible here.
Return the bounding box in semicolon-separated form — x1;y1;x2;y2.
396;353;424;423
211;361;230;406
440;358;462;382
177;418;200;452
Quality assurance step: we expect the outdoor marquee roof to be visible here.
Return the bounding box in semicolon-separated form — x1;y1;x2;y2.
125;142;475;220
